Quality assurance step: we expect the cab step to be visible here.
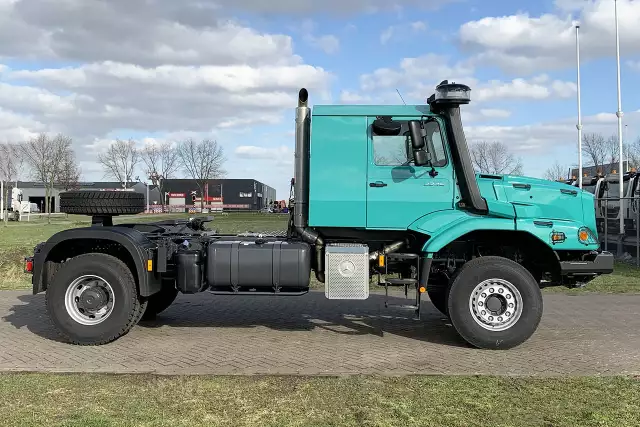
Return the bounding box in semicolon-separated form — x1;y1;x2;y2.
386;253;419;261
379;278;418;286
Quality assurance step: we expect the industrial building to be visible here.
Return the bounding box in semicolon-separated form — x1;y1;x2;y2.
3;179;276;213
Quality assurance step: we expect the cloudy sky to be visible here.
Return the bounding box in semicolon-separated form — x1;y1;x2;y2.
1;0;640;198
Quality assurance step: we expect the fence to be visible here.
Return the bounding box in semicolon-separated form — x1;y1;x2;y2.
596;196;640;267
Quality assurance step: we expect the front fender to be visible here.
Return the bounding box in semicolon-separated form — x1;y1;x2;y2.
409;210;516;253
32;226;161;297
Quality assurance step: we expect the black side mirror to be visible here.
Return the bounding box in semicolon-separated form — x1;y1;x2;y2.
414;150;428;166
408;120;429;166
408;120;425;150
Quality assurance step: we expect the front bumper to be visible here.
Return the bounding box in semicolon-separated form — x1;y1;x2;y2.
560;251;614;275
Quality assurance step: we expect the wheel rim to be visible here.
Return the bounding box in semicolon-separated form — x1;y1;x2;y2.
64;275;115;326
468;278;523;331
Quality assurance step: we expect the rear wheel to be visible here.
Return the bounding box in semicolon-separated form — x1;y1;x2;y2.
46;253;146;345
447;256;543;350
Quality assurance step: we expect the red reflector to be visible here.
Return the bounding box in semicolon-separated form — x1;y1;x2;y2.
25;260;33;273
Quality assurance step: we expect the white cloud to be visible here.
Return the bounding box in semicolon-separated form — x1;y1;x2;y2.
339;90;374;104
360;54;474;92
380;21;427;44
224;0;457;14
307;34;341;54
411;21;427;31
235;145;294;166
380;27;395;44
475;75;576;102
352;56;575;106
628;60;640;71
291;20;340;54
466;110;640;155
477;109;512;119
459;0;640;74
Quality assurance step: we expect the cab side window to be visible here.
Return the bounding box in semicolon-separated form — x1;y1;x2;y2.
371;118;447;167
372;133;410;166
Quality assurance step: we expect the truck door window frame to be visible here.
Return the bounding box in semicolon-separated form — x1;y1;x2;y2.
370;117;449;168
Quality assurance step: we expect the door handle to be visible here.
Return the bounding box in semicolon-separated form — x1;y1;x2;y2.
512;183;531;190
369;181;388;188
560;189;578;196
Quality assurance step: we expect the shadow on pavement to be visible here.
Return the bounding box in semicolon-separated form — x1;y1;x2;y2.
3;291;469;348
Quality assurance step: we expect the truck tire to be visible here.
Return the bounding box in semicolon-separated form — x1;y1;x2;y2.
59;190;145;216
447;256;543;350
45;253;147;345
141;283;178;320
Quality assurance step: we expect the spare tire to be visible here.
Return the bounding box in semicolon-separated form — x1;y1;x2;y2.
59;191;145;216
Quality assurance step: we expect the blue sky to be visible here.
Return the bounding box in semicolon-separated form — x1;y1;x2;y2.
1;0;639;198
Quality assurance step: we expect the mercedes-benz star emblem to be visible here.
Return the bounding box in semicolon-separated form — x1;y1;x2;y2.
338;260;356;277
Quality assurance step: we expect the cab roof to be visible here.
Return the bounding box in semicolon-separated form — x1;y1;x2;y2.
312;104;434;117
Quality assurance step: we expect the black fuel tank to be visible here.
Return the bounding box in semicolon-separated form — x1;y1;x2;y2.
206;240;312;293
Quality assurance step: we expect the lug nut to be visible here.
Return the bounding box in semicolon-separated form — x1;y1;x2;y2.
509;303;514;308
498;317;503;322
478;301;483;307
506;295;511;299
498;288;504;294
505;312;511;316
489;288;495;293
481;310;487;316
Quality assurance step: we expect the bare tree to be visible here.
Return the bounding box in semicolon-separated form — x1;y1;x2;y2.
141;141;179;210
470;141;523;175
176;138;226;209
626;137;640;170
543;161;569;182
581;132;607;174
0;143;23;226
59;148;82;191
97;138;140;188
20;133;76;223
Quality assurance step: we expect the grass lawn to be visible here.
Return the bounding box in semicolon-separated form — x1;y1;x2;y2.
0;373;638;427
1;212;639;293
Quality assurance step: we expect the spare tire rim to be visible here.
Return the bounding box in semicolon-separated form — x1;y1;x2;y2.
64;275;115;326
468;278;523;331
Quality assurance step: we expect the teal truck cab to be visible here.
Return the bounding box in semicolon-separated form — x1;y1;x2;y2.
28;81;613;350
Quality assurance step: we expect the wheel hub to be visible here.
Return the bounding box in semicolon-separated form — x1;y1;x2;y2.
77;287;109;312
469;279;523;331
64;275;115;326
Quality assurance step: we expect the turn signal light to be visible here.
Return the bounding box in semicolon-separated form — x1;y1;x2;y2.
378;255;385;268
419;286;426;293
578;227;596;245
551;231;566;244
147;259;153;272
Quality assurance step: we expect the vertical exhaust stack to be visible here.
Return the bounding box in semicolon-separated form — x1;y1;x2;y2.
293;88;324;282
294;88;311;229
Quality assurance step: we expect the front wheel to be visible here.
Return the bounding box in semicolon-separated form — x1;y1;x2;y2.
45;253;147;345
447;256;543;350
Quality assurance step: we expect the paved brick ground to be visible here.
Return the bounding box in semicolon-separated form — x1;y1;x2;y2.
0;290;639;376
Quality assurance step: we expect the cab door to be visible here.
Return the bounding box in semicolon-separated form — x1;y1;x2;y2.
366;116;455;229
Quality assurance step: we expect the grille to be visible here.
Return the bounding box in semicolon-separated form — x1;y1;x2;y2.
324;243;369;300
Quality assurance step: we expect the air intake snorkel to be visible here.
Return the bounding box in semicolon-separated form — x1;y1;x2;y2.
427;81;488;214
